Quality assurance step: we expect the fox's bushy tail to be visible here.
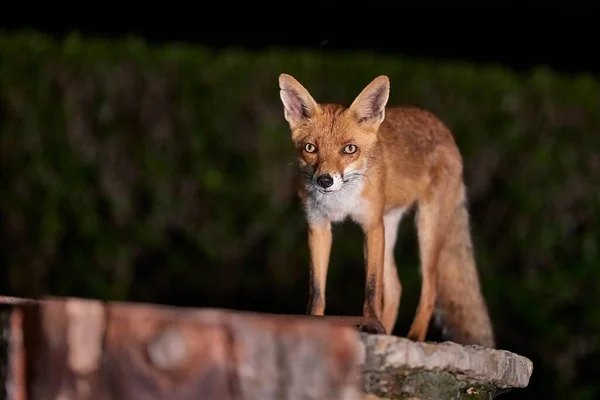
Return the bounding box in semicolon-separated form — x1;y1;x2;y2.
433;185;496;349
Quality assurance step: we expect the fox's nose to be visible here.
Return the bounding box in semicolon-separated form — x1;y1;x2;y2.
316;174;334;189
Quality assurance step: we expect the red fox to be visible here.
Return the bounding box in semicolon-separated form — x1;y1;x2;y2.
278;73;495;348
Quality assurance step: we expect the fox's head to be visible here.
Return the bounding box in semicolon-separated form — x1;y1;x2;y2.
278;73;390;195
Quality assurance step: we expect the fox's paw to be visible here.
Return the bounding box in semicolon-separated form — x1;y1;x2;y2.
407;324;427;342
306;299;325;316
360;320;386;334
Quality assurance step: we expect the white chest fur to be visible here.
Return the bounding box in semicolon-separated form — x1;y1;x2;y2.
304;180;368;224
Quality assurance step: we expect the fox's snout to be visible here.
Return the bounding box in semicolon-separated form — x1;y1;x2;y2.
308;168;344;192
315;173;334;189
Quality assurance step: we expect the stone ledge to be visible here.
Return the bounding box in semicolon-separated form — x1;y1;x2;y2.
359;333;533;399
1;296;533;399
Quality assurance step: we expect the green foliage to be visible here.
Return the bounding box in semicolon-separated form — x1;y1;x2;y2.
1;31;600;399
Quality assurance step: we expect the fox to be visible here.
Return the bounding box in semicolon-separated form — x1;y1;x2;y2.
277;73;495;348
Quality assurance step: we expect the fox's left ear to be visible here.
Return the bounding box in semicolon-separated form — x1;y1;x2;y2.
279;73;319;128
349;75;390;125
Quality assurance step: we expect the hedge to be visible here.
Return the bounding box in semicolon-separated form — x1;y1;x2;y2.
1;31;600;399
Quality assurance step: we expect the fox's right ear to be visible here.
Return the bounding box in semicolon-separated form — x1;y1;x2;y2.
279;73;319;128
349;75;390;125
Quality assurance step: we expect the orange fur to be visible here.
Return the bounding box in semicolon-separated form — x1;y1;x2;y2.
278;73;495;348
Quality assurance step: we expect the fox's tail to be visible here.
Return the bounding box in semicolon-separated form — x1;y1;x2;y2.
433;184;496;349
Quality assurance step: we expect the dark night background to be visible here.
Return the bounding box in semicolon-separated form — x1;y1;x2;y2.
2;13;600;399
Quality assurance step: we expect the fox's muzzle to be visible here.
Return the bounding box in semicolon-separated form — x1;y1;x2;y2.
315;174;334;189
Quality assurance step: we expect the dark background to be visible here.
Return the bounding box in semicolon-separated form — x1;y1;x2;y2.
2;14;599;399
3;11;600;74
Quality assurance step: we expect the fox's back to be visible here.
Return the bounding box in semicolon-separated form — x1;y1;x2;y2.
379;106;460;169
374;106;463;209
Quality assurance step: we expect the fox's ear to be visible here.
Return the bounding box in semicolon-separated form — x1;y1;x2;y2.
279;73;319;127
349;75;390;125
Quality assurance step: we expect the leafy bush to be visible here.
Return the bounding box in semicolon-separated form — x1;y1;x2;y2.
1;31;599;399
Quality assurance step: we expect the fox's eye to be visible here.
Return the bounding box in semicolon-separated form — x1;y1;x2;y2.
304;143;317;153
343;144;357;154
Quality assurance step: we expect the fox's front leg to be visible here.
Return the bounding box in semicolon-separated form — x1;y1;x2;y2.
306;220;332;315
362;220;385;325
